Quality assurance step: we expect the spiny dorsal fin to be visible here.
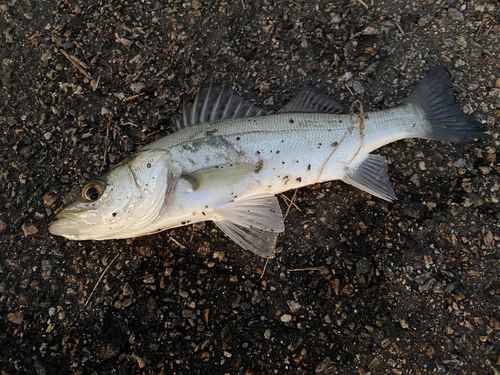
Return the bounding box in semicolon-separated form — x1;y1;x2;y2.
174;82;268;129
279;85;346;114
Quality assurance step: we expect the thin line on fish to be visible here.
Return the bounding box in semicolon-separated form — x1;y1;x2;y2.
48;66;487;258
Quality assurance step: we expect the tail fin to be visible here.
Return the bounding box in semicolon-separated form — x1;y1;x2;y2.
405;66;487;143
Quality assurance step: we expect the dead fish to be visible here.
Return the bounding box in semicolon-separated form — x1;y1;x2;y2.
49;67;486;257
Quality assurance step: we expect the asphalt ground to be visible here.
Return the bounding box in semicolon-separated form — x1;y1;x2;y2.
0;1;499;374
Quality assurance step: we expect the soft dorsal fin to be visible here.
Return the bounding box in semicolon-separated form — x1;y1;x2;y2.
174;82;268;129
213;194;284;258
279;85;346;114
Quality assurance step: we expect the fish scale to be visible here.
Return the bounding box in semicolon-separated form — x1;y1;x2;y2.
49;67;487;258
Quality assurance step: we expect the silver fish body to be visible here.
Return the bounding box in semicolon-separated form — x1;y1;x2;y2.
49;67;486;257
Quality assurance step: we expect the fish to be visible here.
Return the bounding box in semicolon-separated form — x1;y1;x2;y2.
48;66;486;258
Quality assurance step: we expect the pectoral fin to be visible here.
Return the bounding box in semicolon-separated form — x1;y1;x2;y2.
342;154;396;202
213;194;284;258
182;162;254;191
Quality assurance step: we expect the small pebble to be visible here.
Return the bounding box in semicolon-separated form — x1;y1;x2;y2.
447;8;464;21
264;329;272;339
101;106;113;116
192;0;202;10
0;220;7;233
123;284;135;296
352;80;365;94
44;132;52;140
22;224;39;237
7;312;23;325
130;82;145;93
280;314;292;323
286;300;302;314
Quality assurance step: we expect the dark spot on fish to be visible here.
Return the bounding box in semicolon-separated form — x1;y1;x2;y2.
202;212;206;216
256;151;260;155
296;160;299;163
296;177;302;182
147;163;151;168
281;140;284;142
205;205;208;208
344;167;349;171
282;161;285;164
205;129;218;136
181;221;186;225
319;143;322;146
413;123;416;128
365;115;369;120
112;212;117;217
289;119;294;123
276;150;280;154
307;164;311;171
332;141;338;147
339;120;342;123
255;159;264;173
236;136;240;141
186;220;191;224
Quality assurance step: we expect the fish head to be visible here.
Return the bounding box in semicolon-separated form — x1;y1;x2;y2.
49;149;172;240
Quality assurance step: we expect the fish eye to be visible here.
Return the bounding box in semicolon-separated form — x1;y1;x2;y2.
82;181;105;202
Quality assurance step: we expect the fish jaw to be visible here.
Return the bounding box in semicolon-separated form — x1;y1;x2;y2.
49;149;173;240
49;210;106;240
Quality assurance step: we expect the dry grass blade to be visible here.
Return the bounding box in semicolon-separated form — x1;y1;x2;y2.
287;266;329;273
357;0;368;9
483;52;500;68
259;257;270;279
169;236;186;249
83;252;122;309
123;92;145;102
282;189;300;220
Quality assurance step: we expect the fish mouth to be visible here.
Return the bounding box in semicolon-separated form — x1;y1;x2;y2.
48;211;90;240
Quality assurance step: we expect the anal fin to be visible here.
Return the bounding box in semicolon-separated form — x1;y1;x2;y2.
213;194;284;258
342;154;396;202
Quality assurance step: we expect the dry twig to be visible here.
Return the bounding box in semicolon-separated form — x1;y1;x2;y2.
60;49;96;88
